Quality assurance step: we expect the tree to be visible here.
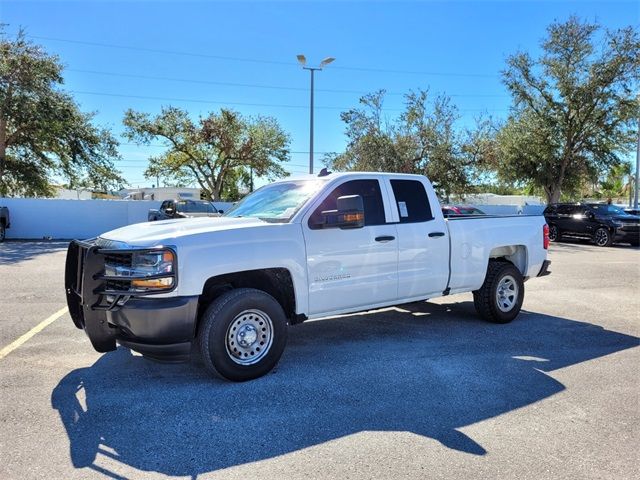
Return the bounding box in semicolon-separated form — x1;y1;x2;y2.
597;162;633;201
0;29;123;197
498;17;639;204
326;89;479;200
123;107;290;200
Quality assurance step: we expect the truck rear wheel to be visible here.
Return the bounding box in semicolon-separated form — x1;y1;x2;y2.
197;288;288;381
473;261;524;324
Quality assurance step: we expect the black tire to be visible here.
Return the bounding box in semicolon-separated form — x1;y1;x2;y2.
548;224;560;242
593;227;613;247
197;288;288;381
0;225;5;242
473;261;525;324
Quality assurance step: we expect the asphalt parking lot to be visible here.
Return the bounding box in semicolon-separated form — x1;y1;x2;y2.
0;240;638;479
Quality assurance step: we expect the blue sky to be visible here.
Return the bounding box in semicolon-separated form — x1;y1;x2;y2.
1;0;637;188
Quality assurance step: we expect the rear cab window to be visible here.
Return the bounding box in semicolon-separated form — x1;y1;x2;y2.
389;179;433;223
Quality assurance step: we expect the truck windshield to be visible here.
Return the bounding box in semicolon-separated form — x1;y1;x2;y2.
225;179;326;222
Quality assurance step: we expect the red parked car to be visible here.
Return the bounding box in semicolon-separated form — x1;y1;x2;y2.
441;205;486;218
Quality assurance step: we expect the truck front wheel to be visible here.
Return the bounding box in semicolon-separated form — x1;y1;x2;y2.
473;261;524;324
197;288;288;381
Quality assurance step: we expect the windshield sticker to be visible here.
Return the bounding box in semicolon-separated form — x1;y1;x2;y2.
398;201;409;217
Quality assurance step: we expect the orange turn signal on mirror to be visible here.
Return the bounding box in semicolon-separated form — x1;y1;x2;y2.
342;213;364;222
131;277;174;289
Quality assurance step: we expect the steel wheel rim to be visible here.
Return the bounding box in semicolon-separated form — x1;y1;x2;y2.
225;309;273;366
496;275;518;312
549;225;558;241
595;229;608;246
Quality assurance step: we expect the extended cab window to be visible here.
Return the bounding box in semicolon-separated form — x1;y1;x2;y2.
390;179;433;223
309;179;386;227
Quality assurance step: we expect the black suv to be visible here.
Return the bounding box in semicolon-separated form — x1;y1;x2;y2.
543;203;640;247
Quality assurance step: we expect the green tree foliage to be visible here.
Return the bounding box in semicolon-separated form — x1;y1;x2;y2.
597;162;633;201
325;89;482;200
123;107;290;200
0;30;123;197
497;17;639;204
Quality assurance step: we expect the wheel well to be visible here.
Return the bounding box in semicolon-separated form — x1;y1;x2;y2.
488;245;527;275
197;268;297;331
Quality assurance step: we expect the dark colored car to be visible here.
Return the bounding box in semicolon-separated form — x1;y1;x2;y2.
0;206;9;242
148;200;224;221
441;205;486;218
543;203;640;247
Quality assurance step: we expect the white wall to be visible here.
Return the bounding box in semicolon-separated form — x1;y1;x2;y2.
0;198;161;240
213;201;234;213
478;204;546;216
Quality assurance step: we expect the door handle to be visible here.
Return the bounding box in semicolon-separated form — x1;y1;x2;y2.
428;231;446;238
375;235;396;242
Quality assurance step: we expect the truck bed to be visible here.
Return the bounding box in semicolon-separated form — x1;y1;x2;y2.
445;214;547;294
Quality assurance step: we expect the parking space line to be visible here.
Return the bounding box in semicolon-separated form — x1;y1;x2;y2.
0;307;68;360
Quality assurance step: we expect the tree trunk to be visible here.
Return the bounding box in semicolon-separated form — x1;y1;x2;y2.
0;118;6;190
546;186;562;204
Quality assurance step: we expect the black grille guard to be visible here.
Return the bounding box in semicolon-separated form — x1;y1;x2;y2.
64;240;177;352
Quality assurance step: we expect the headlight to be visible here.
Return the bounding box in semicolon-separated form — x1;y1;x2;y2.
105;249;176;292
612;221;623;227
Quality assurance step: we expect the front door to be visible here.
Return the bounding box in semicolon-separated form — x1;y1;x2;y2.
302;179;398;316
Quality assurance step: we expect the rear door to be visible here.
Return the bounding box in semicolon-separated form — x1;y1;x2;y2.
384;177;450;299
302;178;398;316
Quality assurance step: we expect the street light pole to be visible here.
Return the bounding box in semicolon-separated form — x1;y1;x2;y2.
634;116;639;209
297;55;335;174
307;67;316;174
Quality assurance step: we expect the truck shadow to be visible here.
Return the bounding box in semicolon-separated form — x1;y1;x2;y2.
51;301;639;478
0;241;69;264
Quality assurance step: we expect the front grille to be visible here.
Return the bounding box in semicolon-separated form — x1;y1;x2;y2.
620;223;640;233
105;279;131;292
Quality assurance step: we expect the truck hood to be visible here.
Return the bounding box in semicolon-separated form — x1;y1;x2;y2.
98;216;268;247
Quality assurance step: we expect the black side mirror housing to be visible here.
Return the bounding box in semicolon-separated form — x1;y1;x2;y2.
165;208;175;215
318;195;365;229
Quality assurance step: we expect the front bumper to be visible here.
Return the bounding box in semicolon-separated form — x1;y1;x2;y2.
65;240;198;361
613;227;640;244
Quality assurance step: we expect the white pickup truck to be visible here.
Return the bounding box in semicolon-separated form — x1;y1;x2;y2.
65;172;551;381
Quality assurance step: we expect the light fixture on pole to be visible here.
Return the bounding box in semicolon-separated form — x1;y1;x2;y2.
297;54;335;174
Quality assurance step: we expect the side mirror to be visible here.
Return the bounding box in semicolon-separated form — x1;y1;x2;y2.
318;195;365;229
218;210;224;214
165;208;175;215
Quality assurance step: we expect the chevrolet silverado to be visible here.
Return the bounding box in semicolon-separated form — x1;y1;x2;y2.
65;172;551;381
